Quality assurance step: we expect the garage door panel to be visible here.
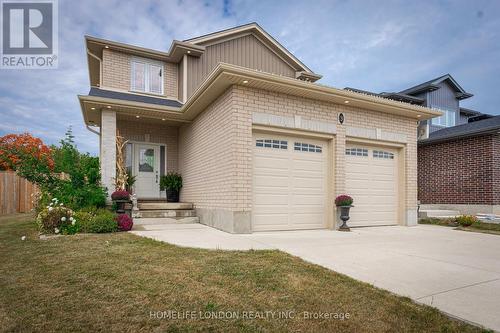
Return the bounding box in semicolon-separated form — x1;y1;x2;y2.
253;194;288;205
254;176;289;188
346;144;398;227
253;133;327;231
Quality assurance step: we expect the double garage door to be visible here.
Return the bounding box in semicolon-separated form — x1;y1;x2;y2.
252;132;399;231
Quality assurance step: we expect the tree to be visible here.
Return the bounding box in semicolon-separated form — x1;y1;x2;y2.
0;133;56;189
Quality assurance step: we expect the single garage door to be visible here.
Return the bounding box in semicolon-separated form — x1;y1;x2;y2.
345;144;399;227
252;133;328;231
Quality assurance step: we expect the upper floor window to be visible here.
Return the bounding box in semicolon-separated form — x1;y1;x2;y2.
131;58;163;95
431;108;456;127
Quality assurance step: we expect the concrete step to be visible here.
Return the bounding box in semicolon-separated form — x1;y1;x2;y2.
137;202;193;210
419;209;460;218
137;209;196;218
133;217;199;226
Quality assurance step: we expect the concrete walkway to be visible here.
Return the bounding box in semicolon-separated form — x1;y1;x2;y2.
132;222;500;331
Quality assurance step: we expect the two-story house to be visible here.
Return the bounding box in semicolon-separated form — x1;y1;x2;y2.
78;23;439;233
347;75;500;216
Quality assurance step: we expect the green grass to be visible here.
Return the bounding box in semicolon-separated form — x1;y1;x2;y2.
419;217;500;235
0;214;489;332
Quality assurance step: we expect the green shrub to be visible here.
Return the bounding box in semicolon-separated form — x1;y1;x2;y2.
76;208;118;233
455;215;479;227
36;198;79;234
160;172;183;191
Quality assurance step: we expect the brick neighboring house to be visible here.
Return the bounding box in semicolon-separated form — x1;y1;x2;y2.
78;23;439;233
418;116;500;215
346;75;499;215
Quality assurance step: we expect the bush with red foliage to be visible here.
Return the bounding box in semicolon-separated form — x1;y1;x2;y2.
0;133;54;171
335;194;353;206
111;190;130;201
116;214;133;231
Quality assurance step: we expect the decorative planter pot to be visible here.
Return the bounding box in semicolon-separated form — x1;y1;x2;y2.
338;205;353;231
113;199;130;214
166;189;180;203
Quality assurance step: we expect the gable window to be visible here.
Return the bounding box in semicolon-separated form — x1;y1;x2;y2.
431;108;456;127
131;58;163;95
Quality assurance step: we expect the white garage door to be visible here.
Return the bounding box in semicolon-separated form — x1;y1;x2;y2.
345;144;399;227
252;133;328;231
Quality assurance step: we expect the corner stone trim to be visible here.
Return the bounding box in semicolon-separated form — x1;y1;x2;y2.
252;112;336;134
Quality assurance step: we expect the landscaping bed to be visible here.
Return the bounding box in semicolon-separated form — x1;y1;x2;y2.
0;214;487;332
419;217;500;235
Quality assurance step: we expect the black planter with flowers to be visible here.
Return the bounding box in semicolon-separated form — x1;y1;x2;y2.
111;190;131;214
335;194;354;231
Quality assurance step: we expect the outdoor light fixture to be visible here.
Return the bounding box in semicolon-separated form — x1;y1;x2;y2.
136;115;140;118
105;45;109;49
162;118;166;121
90;107;95;110
344;100;349;104
106;106;112;109
242;80;249;84
187;50;191;54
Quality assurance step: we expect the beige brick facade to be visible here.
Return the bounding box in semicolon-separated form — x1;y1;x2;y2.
175;85;418;231
102;49;179;100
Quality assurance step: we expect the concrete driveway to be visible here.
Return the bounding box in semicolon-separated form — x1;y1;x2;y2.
132;222;500;331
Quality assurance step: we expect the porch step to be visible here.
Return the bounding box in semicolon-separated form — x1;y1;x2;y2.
137;209;196;218
134;217;199;225
419;209;460;218
138;202;193;210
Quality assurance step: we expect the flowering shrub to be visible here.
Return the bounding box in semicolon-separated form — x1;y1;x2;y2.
111;190;130;201
116;214;133;231
335;194;353;207
455;215;479;227
36;198;79;234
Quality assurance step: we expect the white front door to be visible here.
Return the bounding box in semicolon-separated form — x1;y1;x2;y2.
134;144;160;198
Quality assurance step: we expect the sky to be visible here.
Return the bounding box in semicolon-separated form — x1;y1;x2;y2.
1;0;499;155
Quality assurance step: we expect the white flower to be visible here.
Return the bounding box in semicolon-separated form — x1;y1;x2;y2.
46;205;50;209
69;217;74;221
48;207;53;212
54;228;60;234
52;198;57;202
71;221;75;226
61;217;66;222
60;203;63;206
21;236;26;241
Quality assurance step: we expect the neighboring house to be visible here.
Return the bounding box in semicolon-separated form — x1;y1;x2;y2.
78;23;438;233
346;75;499;215
418;116;500;215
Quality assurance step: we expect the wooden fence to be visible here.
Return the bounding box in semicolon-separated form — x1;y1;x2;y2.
0;171;39;215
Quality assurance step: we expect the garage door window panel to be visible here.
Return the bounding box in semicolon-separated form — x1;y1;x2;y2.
256;139;288;149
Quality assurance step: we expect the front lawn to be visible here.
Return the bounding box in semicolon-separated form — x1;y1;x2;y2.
0;214;487;332
419;217;500;235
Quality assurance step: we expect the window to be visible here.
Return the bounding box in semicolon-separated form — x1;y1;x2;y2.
131;58;163;94
294;142;322;153
256;139;287;150
346;148;368;156
431;108;456;127
373;150;394;159
139;148;155;172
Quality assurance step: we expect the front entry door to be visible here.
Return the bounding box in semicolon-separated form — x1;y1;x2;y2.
134;144;160;198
